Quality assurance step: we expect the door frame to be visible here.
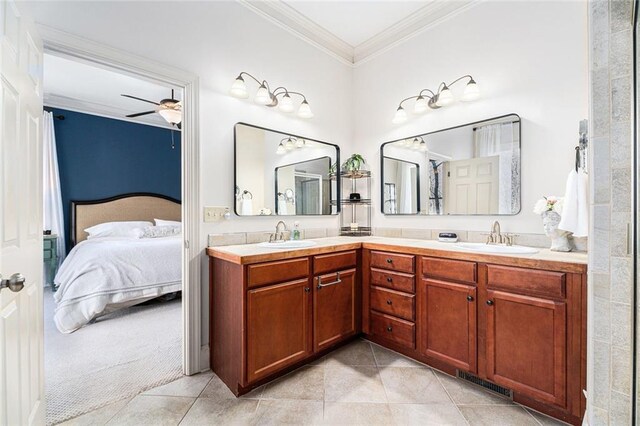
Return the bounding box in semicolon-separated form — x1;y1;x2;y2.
38;25;203;375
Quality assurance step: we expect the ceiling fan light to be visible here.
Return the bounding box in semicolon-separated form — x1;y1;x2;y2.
462;78;480;101
276;142;286;155
414;96;428;114
392;106;408;124
436;85;454;107
254;84;271;105
229;76;249;99
279;93;295;112
158;107;182;125
297;100;314;119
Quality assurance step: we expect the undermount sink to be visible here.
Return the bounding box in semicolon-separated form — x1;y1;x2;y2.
257;240;317;249
454;242;539;254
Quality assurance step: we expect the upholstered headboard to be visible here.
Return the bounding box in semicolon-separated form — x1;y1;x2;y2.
71;193;181;246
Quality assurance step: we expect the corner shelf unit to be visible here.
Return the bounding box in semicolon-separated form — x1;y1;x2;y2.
332;170;372;236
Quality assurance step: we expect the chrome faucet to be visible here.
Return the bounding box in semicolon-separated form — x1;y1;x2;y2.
485;221;517;246
269;221;288;243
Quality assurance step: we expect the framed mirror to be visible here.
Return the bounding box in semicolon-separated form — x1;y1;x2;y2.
234;123;339;216
380;114;521;215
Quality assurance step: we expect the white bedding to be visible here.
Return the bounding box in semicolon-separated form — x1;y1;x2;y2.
53;235;182;333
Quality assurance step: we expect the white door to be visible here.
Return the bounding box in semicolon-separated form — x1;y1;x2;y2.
0;1;44;425
444;155;499;214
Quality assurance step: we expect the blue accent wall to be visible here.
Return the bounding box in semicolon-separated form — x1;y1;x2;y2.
51;108;181;251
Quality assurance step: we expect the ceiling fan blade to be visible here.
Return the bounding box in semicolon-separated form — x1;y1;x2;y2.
121;94;160;105
126;110;156;118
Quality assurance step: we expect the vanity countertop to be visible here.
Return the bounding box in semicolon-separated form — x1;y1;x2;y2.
206;236;588;272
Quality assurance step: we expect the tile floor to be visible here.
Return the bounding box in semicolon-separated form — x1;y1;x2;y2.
59;340;568;425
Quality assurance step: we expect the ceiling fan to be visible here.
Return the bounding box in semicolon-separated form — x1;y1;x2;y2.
121;89;182;129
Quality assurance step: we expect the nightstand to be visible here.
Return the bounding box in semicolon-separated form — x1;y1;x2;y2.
43;234;59;290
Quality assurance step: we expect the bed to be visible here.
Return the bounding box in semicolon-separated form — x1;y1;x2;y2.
53;193;182;334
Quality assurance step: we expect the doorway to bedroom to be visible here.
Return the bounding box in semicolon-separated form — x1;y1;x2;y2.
42;52;185;425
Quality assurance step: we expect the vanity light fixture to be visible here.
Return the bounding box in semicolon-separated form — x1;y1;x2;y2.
392;75;480;124
229;72;313;119
277;136;306;154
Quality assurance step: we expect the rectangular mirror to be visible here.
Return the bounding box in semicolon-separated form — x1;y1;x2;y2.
235;123;339;216
380;114;521;215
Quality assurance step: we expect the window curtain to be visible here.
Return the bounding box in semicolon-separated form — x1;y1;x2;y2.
43;111;65;263
474;123;520;214
395;162;413;214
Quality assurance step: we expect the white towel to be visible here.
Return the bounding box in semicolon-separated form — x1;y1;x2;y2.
240;198;253;216
278;199;288;215
558;169;589;237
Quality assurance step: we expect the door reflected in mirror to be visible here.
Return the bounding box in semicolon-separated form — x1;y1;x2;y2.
235;123;339;216
380;114;521;216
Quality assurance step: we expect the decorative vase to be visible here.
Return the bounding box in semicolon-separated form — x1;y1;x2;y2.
542;211;571;252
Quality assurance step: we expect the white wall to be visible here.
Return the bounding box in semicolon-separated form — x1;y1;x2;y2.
353;0;588;234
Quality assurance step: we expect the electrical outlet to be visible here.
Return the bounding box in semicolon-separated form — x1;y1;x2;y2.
204;206;229;222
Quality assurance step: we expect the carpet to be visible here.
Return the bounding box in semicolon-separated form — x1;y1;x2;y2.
44;287;183;425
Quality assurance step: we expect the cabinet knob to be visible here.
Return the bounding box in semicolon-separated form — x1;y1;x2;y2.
467;295;474;302
304;287;310;293
386;300;392;305
386;258;393;264
386;277;393;283
486;300;494;306
386;326;393;332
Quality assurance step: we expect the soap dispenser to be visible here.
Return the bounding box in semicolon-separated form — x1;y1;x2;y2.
292;221;301;240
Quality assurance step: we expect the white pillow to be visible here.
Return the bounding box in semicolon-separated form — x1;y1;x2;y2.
139;225;182;239
154;218;181;227
85;221;153;239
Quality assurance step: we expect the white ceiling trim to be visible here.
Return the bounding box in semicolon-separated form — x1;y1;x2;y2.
237;0;479;66
44;93;176;130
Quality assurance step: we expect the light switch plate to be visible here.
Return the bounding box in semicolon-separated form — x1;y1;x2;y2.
204;206;229;222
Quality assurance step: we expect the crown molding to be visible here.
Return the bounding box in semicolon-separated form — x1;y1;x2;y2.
44;92;175;130
236;0;480;66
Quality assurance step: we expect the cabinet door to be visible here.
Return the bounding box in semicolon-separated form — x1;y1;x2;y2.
420;279;477;372
314;268;357;352
247;279;313;383
486;290;566;406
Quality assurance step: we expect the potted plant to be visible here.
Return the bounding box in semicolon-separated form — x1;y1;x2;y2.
342;154;367;174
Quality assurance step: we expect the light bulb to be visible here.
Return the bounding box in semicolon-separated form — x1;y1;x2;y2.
392;106;407;124
229;76;248;99
279;93;294;112
158;106;182;124
276;142;286;155
462;78;480;101
254;83;271;105
419;140;428;152
285;138;295;150
295;138;305;148
414;96;428;114
436;85;454;107
297;100;314;118
412;138;421;149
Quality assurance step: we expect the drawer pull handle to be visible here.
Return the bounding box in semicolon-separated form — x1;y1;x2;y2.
386;258;393;264
386;277;393;283
304;287;310;293
467;295;474;302
317;272;342;289
386;300;392;305
386;326;393;332
486;300;494;306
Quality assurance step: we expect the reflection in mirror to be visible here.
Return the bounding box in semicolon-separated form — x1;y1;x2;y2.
235;123;339;216
382;157;419;214
380;114;521;215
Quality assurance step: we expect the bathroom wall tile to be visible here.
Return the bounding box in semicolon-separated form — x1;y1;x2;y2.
611;167;631;212
401;228;432;240
302;228;327;239
611;302;631;348
593;297;611;343
591;3;609;69
591;406;609;426
572;236;588;252
611;212;631;257
208;233;246;247
466;231;486;244
592;340;611;410
609;390;632;425
245;231;273;244
592;137;611;204
610;121;632;170
611;346;632;395
326;227;340;237
610;30;632;79
373;228;403;238
513;233;549;249
591;205;610;273
591;272;610;300
591;70;610;138
610;0;632;33
611;257;632;304
611;76;631;123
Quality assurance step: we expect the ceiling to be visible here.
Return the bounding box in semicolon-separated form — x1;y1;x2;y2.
240;0;475;64
44;54;181;129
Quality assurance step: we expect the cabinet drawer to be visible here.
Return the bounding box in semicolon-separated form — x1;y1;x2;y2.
247;258;310;288
487;265;566;300
314;250;357;275
370;268;415;293
370;251;415;273
371;311;415;349
370;286;415;321
422;257;477;284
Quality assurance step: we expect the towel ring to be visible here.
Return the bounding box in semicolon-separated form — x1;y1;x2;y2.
242;190;253;200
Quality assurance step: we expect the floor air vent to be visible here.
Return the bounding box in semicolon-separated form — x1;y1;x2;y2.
456;370;513;399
